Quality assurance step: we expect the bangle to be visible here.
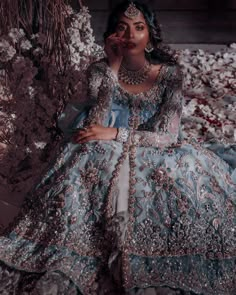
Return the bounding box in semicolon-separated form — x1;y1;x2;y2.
115;128;129;143
115;128;119;139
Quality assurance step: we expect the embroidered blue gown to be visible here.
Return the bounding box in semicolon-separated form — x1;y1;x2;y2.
0;59;236;295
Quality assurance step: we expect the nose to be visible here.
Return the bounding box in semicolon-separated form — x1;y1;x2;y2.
124;26;134;39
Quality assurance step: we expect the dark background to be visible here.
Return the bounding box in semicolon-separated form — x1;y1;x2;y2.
71;0;236;45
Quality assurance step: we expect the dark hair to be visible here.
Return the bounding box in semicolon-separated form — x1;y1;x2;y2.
103;0;177;65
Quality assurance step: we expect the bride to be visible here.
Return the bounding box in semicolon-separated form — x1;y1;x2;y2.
0;1;236;294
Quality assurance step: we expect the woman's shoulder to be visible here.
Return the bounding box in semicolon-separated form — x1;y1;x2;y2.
86;58;109;76
159;61;182;75
160;62;183;88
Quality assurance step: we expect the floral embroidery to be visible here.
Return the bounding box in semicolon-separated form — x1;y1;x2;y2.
0;59;236;294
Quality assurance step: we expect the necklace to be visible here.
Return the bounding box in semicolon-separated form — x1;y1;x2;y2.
118;61;151;85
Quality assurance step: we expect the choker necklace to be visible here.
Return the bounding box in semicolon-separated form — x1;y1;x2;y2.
118;61;151;85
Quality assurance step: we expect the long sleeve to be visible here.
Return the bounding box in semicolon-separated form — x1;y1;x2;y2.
128;65;183;149
84;59;118;127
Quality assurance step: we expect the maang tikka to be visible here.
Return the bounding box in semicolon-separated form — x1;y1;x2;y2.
124;2;140;19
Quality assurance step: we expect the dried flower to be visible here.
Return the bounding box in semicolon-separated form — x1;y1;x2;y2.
8;28;25;43
0;39;16;62
20;39;32;51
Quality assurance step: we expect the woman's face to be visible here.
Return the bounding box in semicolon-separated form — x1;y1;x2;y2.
115;11;150;56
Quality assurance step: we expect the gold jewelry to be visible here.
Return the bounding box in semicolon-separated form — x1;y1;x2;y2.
124;2;140;19
118;61;151;85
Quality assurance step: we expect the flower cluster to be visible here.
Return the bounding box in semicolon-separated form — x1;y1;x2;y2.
0;39;16;62
178;45;236;143
179;44;236;98
0;5;102;193
181;95;236;143
0;2;235;195
67;6;95;70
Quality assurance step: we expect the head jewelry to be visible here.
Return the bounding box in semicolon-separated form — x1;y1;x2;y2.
124;2;140;19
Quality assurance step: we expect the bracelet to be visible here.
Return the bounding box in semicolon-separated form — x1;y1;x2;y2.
115;128;129;143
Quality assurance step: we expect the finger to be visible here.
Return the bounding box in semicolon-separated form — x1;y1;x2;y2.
72;131;90;142
108;39;124;50
75;132;94;142
112;43;124;57
77;125;93;134
105;41;123;52
72;127;89;134
110;38;125;44
77;129;89;135
106;36;125;44
73;131;87;140
78;135;97;144
108;35;124;40
116;43;124;56
107;33;120;40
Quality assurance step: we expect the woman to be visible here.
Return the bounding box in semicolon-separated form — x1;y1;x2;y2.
0;1;236;294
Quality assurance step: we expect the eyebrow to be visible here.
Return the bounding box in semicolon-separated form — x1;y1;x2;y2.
117;21;146;25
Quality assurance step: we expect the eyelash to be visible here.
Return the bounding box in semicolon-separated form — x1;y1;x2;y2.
117;26;126;31
117;25;145;31
136;25;144;31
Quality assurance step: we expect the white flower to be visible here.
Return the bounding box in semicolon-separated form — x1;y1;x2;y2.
208;127;216;133
0;39;16;62
20;39;32;51
71;53;81;64
28;86;35;98
8;28;25;43
64;5;74;16
26;147;32;153
69;44;76;54
31;33;39;40
230;43;236;50
33;47;43;56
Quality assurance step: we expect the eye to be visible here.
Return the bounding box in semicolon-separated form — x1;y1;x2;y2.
117;25;126;32
136;25;145;31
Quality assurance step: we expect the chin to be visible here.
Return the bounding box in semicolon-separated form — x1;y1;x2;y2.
123;48;144;56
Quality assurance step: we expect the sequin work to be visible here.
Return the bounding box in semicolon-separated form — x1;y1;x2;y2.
0;59;236;294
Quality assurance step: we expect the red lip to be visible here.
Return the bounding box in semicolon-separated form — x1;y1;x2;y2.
125;42;136;49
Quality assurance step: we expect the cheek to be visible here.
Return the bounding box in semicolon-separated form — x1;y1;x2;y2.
137;33;149;46
136;30;149;42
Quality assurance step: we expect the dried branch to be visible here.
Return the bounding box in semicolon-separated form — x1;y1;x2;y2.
0;0;71;70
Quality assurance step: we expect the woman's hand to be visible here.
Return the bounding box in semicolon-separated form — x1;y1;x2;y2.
73;125;118;144
104;33;125;76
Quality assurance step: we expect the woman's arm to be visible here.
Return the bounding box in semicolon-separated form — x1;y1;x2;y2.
73;60;119;143
73;32;125;143
116;65;183;149
85;62;117;126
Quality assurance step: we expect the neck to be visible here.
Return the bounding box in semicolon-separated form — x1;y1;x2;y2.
122;54;147;70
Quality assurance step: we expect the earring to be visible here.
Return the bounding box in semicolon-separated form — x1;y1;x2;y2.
145;42;154;53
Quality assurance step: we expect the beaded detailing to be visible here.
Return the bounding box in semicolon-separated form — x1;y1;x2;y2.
118;61;151;85
116;128;130;143
124;2;140;19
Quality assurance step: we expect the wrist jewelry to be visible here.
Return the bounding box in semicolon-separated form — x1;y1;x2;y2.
116;128;129;143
